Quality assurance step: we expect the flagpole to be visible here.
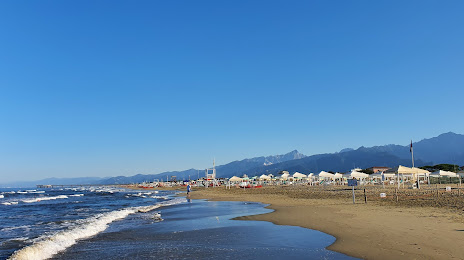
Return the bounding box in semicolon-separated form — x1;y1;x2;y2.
411;140;419;189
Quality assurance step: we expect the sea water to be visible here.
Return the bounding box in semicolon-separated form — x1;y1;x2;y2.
0;188;356;260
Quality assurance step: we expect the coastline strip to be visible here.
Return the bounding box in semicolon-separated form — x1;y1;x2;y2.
189;187;464;260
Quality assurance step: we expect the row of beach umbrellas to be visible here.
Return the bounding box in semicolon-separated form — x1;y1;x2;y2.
227;166;464;182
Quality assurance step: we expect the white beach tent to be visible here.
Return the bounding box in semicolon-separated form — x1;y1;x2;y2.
333;172;344;179
229;176;243;182
385;165;415;174
384;165;417;179
343;170;369;179
292;172;307;179
317;171;335;180
429;170;457;178
281;172;290;180
259;174;271;180
412;167;430;176
307;173;315;181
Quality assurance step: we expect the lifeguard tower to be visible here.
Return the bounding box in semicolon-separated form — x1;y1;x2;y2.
205;159;218;187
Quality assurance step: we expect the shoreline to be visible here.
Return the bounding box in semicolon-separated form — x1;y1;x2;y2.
188;186;464;260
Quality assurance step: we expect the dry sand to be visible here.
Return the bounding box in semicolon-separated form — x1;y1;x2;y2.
189;186;464;260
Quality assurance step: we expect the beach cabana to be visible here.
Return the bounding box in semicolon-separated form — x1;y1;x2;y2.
412;167;430;176
259;174;271;180
385;165;416;187
343;170;369;179
281;172;290;180
317;171;335;181
292;172;307;179
334;172;344;179
385;165;415;174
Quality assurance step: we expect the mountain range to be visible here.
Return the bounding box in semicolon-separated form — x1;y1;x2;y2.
2;132;463;187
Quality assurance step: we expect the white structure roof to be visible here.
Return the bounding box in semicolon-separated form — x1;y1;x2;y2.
343;170;369;179
317;171;335;179
292;172;307;178
429;170;457;177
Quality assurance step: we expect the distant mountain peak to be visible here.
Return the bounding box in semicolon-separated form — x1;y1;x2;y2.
262;150;305;166
339;148;354;153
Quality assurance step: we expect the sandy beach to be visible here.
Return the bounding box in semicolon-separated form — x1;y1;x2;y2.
188;186;464;260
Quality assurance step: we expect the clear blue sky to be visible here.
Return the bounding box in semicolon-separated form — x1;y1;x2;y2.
1;1;463;182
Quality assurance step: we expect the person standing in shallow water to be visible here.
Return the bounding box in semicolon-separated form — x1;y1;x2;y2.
187;183;191;194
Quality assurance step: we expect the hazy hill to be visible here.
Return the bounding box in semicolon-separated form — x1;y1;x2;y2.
148;150;306;181
2;132;462;186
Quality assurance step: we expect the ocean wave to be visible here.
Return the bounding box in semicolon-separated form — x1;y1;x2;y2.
151;195;169;199
28;191;45;194
21;195;68;204
1;225;32;232
2;201;19;206
68;194;84;197
8;198;184;260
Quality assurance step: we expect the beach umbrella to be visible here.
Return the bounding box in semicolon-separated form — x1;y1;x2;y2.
333;172;344;179
259;174;271;180
229;176;243;182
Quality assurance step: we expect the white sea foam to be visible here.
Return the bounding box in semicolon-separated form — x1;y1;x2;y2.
22;195;68;203
1;225;32;232
68;194;84;197
0;194;4;198
152;212;163;222
8;198;184;260
2;201;19;205
29;191;45;194
151;195;169;199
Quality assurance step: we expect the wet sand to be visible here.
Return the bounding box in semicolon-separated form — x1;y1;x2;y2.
189;186;464;260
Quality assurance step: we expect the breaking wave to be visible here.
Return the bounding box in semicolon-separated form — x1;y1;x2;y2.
8;197;184;260
22;195;68;203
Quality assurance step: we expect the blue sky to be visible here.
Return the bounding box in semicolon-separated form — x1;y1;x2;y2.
1;1;463;182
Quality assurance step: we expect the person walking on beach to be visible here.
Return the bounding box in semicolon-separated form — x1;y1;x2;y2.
187;183;191;194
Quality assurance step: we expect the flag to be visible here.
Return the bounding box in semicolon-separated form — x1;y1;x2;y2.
410;140;413;153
